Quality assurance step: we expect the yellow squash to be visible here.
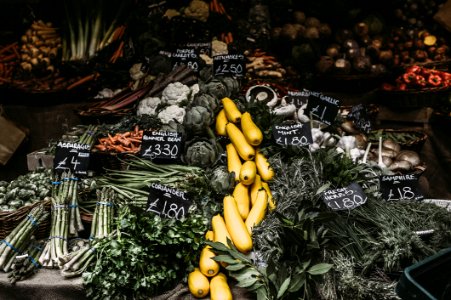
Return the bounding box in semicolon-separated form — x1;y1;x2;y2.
222;97;242;123
212;214;232;247
205;230;214;241
188;267;210;298
226;143;242;182
210;272;233;300
232;182;250;219
250;174;262;206
223;195;253;253
239;160;257;185
245;189;268;234
255;151;274;181
226;123;255;161
215;109;228;136
261;181;276;211
199;245;220;277
241;112;263;146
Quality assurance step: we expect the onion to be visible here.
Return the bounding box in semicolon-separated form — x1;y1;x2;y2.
395;150;421;167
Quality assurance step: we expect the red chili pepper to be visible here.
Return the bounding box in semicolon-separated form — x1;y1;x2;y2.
428;74;442;87
382;83;395;91
398;83;407;91
402;72;416;84
415;75;427;87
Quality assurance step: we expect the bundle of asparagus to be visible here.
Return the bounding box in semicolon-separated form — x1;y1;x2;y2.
0;204;49;272
8;238;44;284
39;171;77;268
58;187;115;278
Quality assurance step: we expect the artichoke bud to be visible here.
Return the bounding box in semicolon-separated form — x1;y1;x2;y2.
209;165;235;195
183;105;214;135
183;137;220;168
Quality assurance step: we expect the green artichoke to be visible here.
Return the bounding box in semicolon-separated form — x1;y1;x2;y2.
208;165;235;195
192;92;220;113
183;138;220;168
200;79;229;99
219;77;240;97
183;105;214;136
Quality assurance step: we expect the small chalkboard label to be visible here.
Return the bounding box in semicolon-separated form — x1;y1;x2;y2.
272;123;313;146
53;142;91;176
285;89;311;108
171;48;200;72
305;93;340;126
379;174;424;201
322;182;368;211
146;183;191;220
140;131;183;163
183;42;212;56
213;54;245;77
347;104;372;133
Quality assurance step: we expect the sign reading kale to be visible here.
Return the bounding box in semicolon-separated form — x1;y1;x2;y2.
213;54;245;77
379;174;424;201
305;93;340;126
140;131;183;163
272;123;313;146
322;182;368;211
171;48;200;72
285;89;311;108
53;142;91;176
347;104;372;133
146;183;191;220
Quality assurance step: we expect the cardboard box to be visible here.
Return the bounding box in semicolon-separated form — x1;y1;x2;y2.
27;150;54;171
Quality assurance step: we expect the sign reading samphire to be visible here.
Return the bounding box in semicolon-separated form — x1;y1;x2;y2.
322;182;368;211
379;174;424;201
213;54;246;77
305;93;340;126
53;142;91;176
146;183;191;220
140;131;183;163
272;123;313;146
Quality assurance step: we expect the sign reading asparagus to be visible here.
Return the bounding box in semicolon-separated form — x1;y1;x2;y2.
213;54;245;77
322;182;367;211
379;174;424;201
272;123;313;146
140;131;183;163
146;183;191;220
53;142;91;176
305;93;340;126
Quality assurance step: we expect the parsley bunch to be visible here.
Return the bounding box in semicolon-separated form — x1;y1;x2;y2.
82;204;210;299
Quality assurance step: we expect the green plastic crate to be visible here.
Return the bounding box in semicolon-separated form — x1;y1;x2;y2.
396;247;451;300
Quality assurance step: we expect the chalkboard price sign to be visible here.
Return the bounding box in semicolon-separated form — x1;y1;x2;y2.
146;183;191;220
140;131;183;163
213;54;245;77
305;93;340;126
285;89;311;108
379;174;424;201
53;142;91;176
183;42;212;56
272;123;313;146
347;104;372;133
322;182;368;211
171;48;200;72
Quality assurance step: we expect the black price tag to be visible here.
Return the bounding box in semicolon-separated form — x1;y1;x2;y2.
305;93;340;126
285;89;311;108
322;182;368;211
347;104;372;133
140;131;183;163
53;142;91;176
213;54;245;77
379;174;424;201
182;42;212;56
146;183;191;220
171;48;200;72
272;123;313;146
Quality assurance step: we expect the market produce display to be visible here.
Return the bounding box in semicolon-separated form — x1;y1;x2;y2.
1;1;451;300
